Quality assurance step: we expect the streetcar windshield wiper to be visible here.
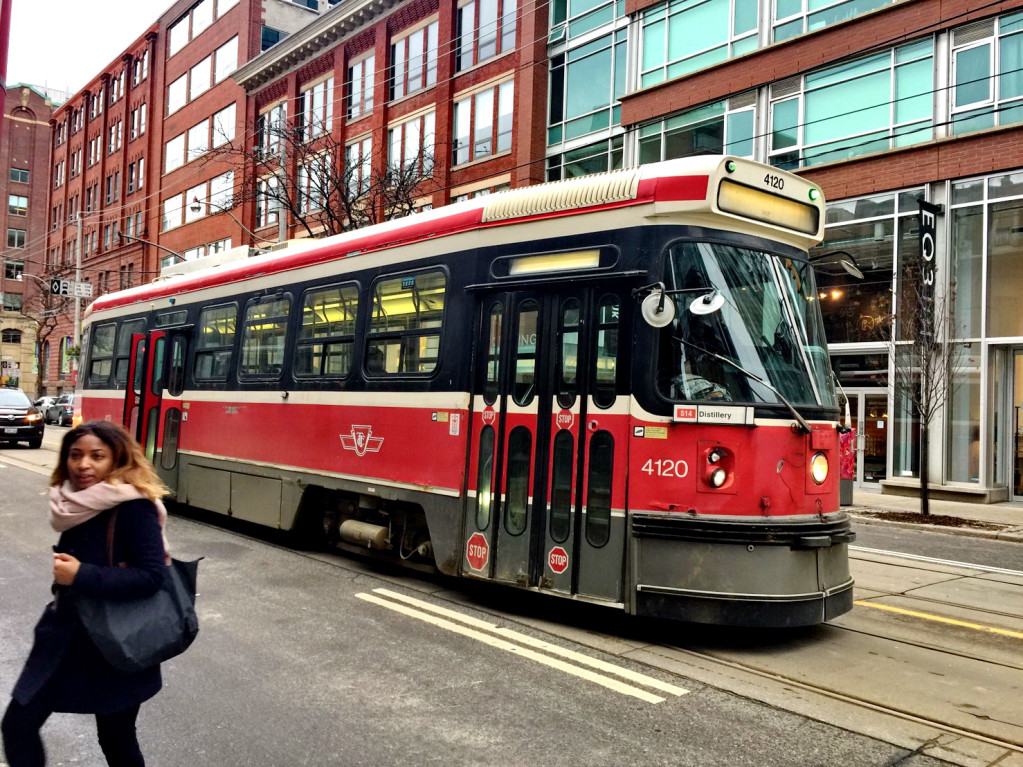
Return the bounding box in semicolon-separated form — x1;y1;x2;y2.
674;336;813;434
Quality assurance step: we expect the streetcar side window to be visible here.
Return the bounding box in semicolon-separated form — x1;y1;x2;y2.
592;295;619;409
505;425;532;535
367;270;446;375
557;297;580;409
294;284;359;378
549;430;574;543
585;430;614;547
194;304;237;381
87;323;117;388
240;296;292;379
513;300;539;406
114;319;146;386
484;302;503;405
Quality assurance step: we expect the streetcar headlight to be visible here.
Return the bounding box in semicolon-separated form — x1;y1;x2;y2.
708;450;722;464
810;452;829;485
709;467;728;488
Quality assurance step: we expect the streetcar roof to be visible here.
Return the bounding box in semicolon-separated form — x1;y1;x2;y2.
87;156;823;316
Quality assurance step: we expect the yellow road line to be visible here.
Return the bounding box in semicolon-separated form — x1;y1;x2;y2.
372;587;688;697
356;591;670;703
855;600;1023;639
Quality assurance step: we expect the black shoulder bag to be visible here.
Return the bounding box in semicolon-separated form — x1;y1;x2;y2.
74;508;201;673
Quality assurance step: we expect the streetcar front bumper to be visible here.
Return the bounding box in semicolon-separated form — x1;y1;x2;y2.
629;512;855;628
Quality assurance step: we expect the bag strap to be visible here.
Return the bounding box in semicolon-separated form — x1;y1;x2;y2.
104;507;120;567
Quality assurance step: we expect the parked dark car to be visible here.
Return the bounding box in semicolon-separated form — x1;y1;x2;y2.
0;388;44;448
44;394;75;426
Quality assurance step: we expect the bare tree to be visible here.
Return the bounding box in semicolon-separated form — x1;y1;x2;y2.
888;282;968;516
15;266;77;388
204;114;437;241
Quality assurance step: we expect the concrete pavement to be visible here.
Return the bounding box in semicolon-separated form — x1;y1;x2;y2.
848;487;1023;544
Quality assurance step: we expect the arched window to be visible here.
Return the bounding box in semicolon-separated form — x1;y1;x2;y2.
1;328;22;343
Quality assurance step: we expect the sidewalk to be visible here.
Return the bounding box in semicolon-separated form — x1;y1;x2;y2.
847;487;1023;544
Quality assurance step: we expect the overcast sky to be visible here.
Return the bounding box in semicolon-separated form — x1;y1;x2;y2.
8;0;171;97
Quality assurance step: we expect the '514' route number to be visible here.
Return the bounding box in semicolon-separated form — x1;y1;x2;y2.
641;458;689;478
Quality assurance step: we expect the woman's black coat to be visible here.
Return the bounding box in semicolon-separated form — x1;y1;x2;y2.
12;498;166;715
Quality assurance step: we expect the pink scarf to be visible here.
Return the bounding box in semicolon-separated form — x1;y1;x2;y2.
49;481;170;560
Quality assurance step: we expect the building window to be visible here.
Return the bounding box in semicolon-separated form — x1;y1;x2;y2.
548;30;626;146
256;176;281;227
187;120;210;161
637;96;755;165
298;154;330;213
189;56;213;101
261;26;287;51
108;120;123;153
347;54;374;120
773;0;894;41
951;14;1023;135
300;77;334;140
53;163;64;188
769;39;933;169
8;195;27;216
1;328;22;343
2;293;22;312
7;229;26;248
345;137;372;194
162;194;185;231
453;81;513;165
391;22;439;100
214;36;239;82
9;168;28;183
257;102;287;159
212;104;236;147
3;259;23;279
388;111;436;175
547;136;624;180
130;103;147;140
457;0;515;71
132;50;149;85
167;74;187;115
641;0;757;87
165;133;186;172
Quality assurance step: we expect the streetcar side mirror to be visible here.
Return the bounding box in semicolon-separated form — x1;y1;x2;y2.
689;290;724;315
640;290;676;328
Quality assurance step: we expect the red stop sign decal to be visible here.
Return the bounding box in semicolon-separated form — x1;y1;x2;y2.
548;546;569;574
466;532;489;572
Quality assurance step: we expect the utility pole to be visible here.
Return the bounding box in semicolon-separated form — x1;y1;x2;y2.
73;212;82;384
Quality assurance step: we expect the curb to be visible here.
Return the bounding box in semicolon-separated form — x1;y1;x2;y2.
848;511;1023;544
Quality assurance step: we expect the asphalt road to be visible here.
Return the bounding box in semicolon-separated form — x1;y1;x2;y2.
0;456;962;767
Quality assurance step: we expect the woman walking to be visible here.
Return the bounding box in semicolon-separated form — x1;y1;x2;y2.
2;421;170;767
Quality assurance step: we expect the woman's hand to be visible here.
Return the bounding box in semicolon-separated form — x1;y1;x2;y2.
53;553;81;585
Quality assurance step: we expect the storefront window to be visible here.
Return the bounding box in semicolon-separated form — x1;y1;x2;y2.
987;198;1023;336
892;345;919;478
950;207;983;338
945;343;981;483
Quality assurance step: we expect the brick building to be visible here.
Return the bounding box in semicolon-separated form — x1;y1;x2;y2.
44;0;336;391
1;84;55;395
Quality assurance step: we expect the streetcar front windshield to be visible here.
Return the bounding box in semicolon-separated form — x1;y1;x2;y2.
657;241;837;409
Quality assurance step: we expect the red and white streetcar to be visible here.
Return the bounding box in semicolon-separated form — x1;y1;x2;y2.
75;156;854;627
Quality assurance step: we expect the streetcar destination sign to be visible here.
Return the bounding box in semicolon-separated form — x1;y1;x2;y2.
672;404;754;425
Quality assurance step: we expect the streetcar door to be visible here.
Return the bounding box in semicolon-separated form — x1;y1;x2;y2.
136;329;168;464
122;334;147;435
464;287;627;604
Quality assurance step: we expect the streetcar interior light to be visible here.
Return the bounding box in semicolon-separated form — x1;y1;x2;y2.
717;180;820;235
810;452;829;484
508;250;601;275
710;467;728;488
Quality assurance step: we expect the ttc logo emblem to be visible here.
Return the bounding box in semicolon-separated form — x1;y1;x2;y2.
340;425;384;456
